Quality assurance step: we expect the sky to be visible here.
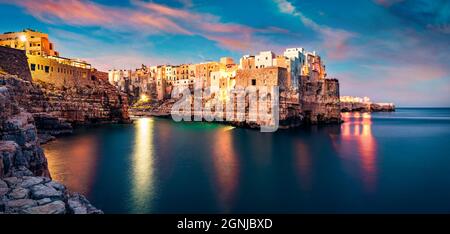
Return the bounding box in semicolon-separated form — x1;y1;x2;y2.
0;0;449;106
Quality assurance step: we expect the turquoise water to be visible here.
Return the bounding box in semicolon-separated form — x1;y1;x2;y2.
43;108;450;213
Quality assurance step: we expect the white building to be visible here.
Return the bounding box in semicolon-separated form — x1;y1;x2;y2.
165;65;174;84
283;48;306;90
255;51;275;68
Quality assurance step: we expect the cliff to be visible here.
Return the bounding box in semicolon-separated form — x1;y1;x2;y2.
340;101;395;112
0;47;129;214
0;76;102;213
130;77;341;130
0;47;130;139
299;77;341;124
33;77;130;125
0;46;32;82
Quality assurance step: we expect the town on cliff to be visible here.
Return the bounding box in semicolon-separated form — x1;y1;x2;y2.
0;29;394;214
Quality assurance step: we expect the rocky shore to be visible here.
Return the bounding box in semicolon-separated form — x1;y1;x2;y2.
0;73;104;214
0;176;102;214
340;96;395;112
340;102;395;112
0;47;132;214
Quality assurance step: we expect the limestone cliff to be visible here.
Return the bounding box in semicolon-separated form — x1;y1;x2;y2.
0;74;102;214
299;78;341;124
130;77;341;129
340;101;395;112
0;47;130;131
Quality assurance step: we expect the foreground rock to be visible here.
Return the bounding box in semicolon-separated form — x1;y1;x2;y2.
0;176;102;214
1;72;102;214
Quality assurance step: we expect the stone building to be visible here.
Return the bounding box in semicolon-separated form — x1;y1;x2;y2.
235;67;288;90
239;55;255;70
283;48;306;90
1;29;94;87
255;51;275;68
195;61;219;88
27;54;92;87
0;29;59;56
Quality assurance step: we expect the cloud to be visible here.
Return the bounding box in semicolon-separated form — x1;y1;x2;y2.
374;0;404;7
375;0;450;34
4;0;286;52
274;0;357;60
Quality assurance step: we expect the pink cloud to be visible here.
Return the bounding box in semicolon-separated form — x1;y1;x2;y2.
203;35;251;51
134;1;203;20
5;0;286;52
374;0;404;7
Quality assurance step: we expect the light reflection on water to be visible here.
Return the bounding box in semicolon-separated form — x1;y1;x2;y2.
339;112;377;192
211;128;239;212
42;109;450;213
130;118;155;213
45;135;98;196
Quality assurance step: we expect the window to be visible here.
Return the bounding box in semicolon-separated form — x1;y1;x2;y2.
251;79;256;86
30;64;36;71
45;66;49;73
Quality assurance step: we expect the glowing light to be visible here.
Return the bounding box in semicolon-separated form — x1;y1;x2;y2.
19;35;27;42
140;94;149;102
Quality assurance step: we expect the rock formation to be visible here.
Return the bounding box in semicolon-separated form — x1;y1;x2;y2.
0;47;130;142
0;176;102;214
300;77;341;124
0;46;32;82
130;77;341;129
0;47;128;214
0;74;102;214
340;99;395;112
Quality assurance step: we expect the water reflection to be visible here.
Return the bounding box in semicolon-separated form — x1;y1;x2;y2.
339;112;378;192
45;135;98;196
130;118;155;213
211;127;239;211
295;142;312;191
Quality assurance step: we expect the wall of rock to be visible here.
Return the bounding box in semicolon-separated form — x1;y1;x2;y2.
340;102;395;112
0;74;102;214
34;78;130;125
0;47;130;128
0;82;49;178
0;47;32;82
299;77;341;124
0;47;128;213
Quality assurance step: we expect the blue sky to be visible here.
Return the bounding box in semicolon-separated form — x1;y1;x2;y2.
0;0;449;106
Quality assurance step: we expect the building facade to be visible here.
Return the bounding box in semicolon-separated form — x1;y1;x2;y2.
0;29;59;56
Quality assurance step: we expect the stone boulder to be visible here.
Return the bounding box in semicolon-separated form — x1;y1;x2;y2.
30;184;63;200
0;175;102;214
22;200;66;214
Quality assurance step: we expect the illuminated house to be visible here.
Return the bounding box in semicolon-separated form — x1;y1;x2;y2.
0;29;59;56
0;29;92;86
